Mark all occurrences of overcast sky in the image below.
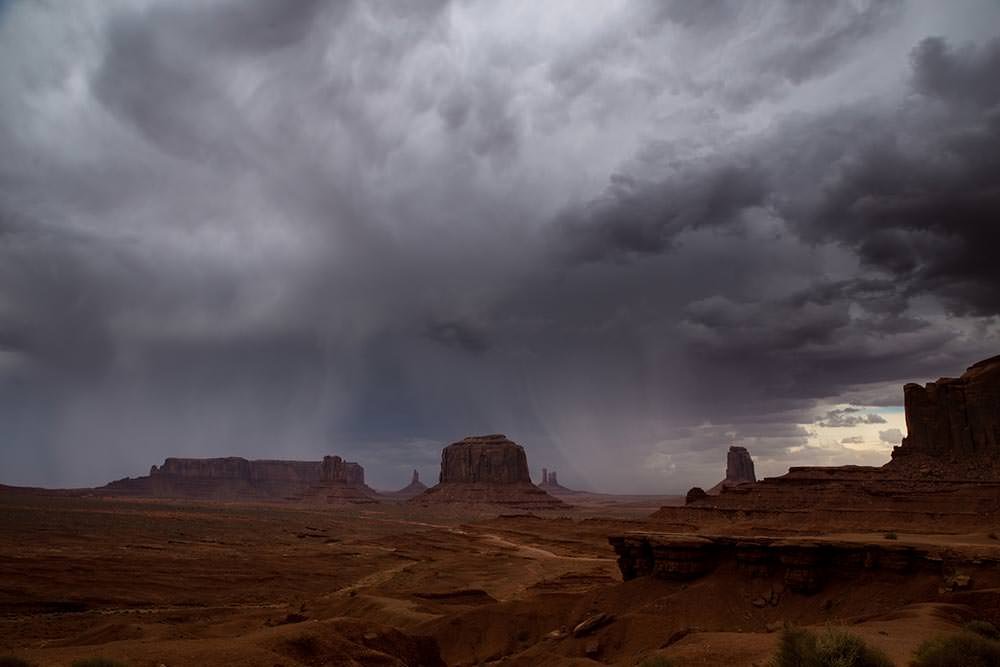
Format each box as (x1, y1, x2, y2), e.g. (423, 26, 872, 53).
(1, 0, 999, 493)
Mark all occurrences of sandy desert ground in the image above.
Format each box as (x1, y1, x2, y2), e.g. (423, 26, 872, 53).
(2, 489, 999, 667)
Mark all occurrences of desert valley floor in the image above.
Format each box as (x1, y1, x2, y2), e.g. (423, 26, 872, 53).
(2, 489, 1000, 667)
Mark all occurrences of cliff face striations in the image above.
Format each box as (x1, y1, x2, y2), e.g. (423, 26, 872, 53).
(725, 446, 757, 484)
(438, 435, 532, 484)
(102, 455, 376, 503)
(413, 435, 564, 508)
(893, 354, 1000, 466)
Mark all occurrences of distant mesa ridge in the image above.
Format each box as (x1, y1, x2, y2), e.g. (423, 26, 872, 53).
(102, 454, 377, 503)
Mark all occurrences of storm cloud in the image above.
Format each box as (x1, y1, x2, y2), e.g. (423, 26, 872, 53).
(1, 1, 998, 492)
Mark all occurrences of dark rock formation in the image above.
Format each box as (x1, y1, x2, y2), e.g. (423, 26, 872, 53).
(322, 456, 366, 486)
(413, 435, 565, 508)
(704, 446, 757, 495)
(439, 434, 531, 484)
(538, 468, 579, 494)
(653, 355, 1000, 528)
(685, 487, 708, 504)
(892, 354, 1000, 466)
(609, 533, 982, 595)
(102, 455, 376, 503)
(726, 446, 756, 484)
(388, 470, 429, 498)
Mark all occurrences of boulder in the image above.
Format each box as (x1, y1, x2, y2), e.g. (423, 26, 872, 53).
(686, 487, 709, 504)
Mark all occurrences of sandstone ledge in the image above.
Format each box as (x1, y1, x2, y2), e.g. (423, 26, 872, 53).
(609, 532, 998, 594)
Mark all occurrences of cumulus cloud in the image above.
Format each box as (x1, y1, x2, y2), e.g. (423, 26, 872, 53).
(879, 428, 904, 444)
(816, 408, 888, 428)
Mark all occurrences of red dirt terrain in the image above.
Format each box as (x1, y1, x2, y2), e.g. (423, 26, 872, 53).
(2, 357, 999, 665)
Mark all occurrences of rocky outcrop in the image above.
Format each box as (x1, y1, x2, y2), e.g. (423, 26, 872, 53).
(102, 455, 376, 503)
(892, 354, 1000, 468)
(538, 468, 579, 494)
(388, 470, 429, 498)
(413, 435, 565, 508)
(726, 446, 757, 484)
(706, 446, 757, 495)
(609, 532, 986, 594)
(322, 456, 366, 486)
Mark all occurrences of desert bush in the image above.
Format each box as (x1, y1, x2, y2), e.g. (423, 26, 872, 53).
(988, 532, 998, 540)
(912, 632, 1000, 666)
(965, 620, 1000, 641)
(70, 659, 127, 667)
(770, 627, 892, 667)
(883, 532, 898, 540)
(0, 657, 35, 667)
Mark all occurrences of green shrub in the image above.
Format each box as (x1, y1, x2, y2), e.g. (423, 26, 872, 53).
(965, 620, 1000, 641)
(912, 632, 1000, 666)
(70, 660, 127, 667)
(770, 627, 892, 667)
(0, 657, 35, 667)
(884, 532, 898, 540)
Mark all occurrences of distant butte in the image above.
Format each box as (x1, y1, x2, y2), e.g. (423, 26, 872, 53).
(387, 469, 429, 498)
(538, 468, 579, 494)
(412, 434, 565, 508)
(705, 446, 757, 495)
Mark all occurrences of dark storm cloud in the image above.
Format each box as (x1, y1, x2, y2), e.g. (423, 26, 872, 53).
(0, 1, 998, 492)
(816, 408, 887, 428)
(554, 162, 768, 261)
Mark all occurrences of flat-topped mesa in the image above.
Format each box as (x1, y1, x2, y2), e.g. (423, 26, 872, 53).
(439, 434, 532, 484)
(413, 435, 565, 508)
(892, 354, 1000, 467)
(103, 454, 376, 502)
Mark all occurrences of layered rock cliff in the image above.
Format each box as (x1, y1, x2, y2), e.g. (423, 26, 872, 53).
(892, 354, 1000, 466)
(103, 455, 375, 502)
(439, 434, 532, 484)
(725, 446, 757, 484)
(413, 435, 564, 507)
